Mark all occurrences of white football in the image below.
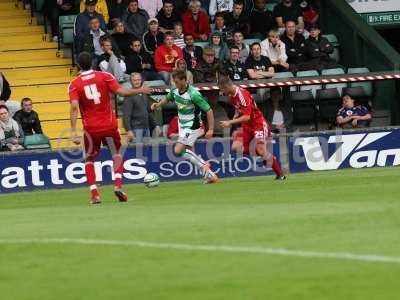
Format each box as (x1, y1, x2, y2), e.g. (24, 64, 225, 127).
(143, 172, 160, 188)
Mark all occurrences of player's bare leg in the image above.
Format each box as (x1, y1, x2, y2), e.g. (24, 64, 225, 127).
(85, 160, 101, 204)
(255, 143, 286, 180)
(174, 143, 219, 183)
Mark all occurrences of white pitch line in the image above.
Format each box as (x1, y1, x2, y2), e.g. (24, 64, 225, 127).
(0, 238, 400, 265)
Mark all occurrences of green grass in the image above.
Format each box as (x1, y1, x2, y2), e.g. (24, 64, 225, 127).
(1, 167, 400, 300)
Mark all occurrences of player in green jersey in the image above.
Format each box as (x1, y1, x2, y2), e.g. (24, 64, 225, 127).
(151, 70, 219, 183)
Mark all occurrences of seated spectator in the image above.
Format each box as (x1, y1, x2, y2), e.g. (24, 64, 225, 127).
(79, 0, 109, 23)
(266, 88, 292, 133)
(209, 0, 233, 20)
(305, 24, 341, 71)
(245, 42, 274, 80)
(208, 32, 229, 62)
(225, 0, 250, 37)
(97, 36, 127, 82)
(108, 0, 126, 26)
(13, 98, 43, 136)
(182, 0, 211, 41)
(123, 73, 155, 143)
(142, 18, 165, 55)
(273, 0, 304, 34)
(211, 12, 233, 43)
(223, 46, 247, 81)
(183, 33, 203, 70)
(171, 58, 194, 87)
(122, 0, 150, 39)
(156, 0, 181, 33)
(173, 21, 186, 49)
(194, 47, 220, 83)
(231, 30, 249, 63)
(0, 105, 24, 152)
(78, 17, 109, 59)
(111, 20, 136, 57)
(44, 0, 79, 42)
(0, 72, 11, 102)
(249, 0, 274, 40)
(260, 29, 289, 72)
(336, 94, 372, 129)
(154, 33, 184, 83)
(300, 0, 320, 28)
(74, 0, 107, 47)
(139, 0, 163, 18)
(125, 38, 162, 81)
(280, 20, 308, 72)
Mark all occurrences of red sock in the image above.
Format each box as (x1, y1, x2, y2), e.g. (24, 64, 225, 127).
(85, 162, 98, 197)
(271, 156, 284, 177)
(113, 154, 123, 190)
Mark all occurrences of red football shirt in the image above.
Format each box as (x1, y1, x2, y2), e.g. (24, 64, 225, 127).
(68, 70, 121, 133)
(230, 87, 266, 129)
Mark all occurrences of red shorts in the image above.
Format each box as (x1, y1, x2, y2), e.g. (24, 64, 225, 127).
(232, 122, 271, 155)
(84, 128, 122, 160)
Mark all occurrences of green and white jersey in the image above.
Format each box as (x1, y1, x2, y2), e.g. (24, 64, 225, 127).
(166, 85, 211, 129)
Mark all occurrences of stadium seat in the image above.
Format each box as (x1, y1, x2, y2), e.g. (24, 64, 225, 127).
(273, 71, 296, 92)
(321, 68, 347, 95)
(290, 90, 317, 128)
(194, 41, 208, 49)
(316, 88, 341, 123)
(243, 39, 261, 47)
(322, 34, 340, 62)
(266, 3, 277, 11)
(296, 70, 322, 98)
(58, 15, 77, 64)
(23, 134, 51, 150)
(347, 67, 373, 96)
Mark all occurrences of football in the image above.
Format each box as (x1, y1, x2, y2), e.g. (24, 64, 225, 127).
(143, 173, 160, 188)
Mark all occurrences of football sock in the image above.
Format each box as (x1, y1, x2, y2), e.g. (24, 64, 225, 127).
(85, 162, 96, 187)
(264, 155, 284, 177)
(113, 154, 123, 191)
(181, 149, 206, 173)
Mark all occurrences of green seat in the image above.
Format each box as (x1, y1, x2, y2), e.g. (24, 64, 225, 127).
(321, 68, 346, 95)
(322, 34, 340, 62)
(59, 15, 77, 46)
(347, 67, 373, 96)
(296, 70, 322, 98)
(23, 134, 51, 150)
(266, 3, 277, 11)
(243, 39, 261, 47)
(273, 72, 296, 92)
(34, 0, 45, 11)
(194, 42, 209, 49)
(143, 80, 166, 87)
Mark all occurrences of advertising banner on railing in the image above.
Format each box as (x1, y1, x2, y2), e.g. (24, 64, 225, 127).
(288, 128, 400, 173)
(0, 139, 279, 193)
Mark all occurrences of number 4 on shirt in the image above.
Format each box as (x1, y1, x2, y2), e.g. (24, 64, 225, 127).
(84, 84, 101, 104)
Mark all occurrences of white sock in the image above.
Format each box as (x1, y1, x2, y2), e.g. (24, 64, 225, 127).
(182, 149, 206, 172)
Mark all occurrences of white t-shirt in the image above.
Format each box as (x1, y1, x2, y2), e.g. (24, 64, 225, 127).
(272, 110, 284, 126)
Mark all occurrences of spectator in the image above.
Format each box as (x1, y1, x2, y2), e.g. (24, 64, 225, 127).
(139, 0, 163, 18)
(108, 0, 126, 25)
(156, 0, 181, 33)
(280, 20, 308, 72)
(79, 17, 109, 59)
(44, 0, 79, 42)
(173, 21, 186, 49)
(122, 0, 150, 39)
(79, 0, 109, 23)
(123, 73, 155, 143)
(182, 0, 211, 41)
(111, 20, 136, 57)
(223, 45, 247, 81)
(166, 115, 180, 139)
(183, 33, 203, 70)
(266, 88, 292, 133)
(249, 0, 274, 40)
(305, 24, 341, 71)
(0, 105, 24, 152)
(225, 0, 250, 37)
(194, 47, 220, 83)
(142, 18, 165, 55)
(171, 0, 189, 16)
(209, 0, 233, 20)
(260, 29, 289, 72)
(74, 0, 107, 46)
(0, 72, 11, 102)
(208, 32, 229, 62)
(171, 58, 194, 87)
(154, 32, 184, 83)
(273, 0, 304, 34)
(245, 42, 274, 79)
(300, 0, 320, 28)
(97, 36, 127, 82)
(231, 30, 249, 63)
(13, 98, 43, 136)
(125, 38, 162, 81)
(336, 94, 371, 129)
(211, 12, 233, 43)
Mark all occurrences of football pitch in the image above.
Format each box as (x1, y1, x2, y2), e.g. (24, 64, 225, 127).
(0, 167, 399, 300)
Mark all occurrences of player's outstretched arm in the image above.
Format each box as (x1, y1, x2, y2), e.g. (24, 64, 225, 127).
(115, 86, 153, 97)
(70, 101, 81, 145)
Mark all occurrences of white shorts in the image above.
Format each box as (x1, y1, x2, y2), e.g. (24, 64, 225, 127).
(178, 127, 204, 147)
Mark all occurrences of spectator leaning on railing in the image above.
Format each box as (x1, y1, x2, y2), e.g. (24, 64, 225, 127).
(0, 105, 24, 152)
(13, 98, 43, 136)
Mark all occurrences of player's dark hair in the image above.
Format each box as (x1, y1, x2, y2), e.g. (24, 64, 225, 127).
(0, 104, 9, 112)
(77, 52, 93, 71)
(218, 75, 232, 87)
(171, 70, 187, 81)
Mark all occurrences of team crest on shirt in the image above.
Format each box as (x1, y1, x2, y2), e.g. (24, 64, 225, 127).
(346, 110, 353, 116)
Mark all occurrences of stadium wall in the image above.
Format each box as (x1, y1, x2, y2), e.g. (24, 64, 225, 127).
(1, 127, 400, 193)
